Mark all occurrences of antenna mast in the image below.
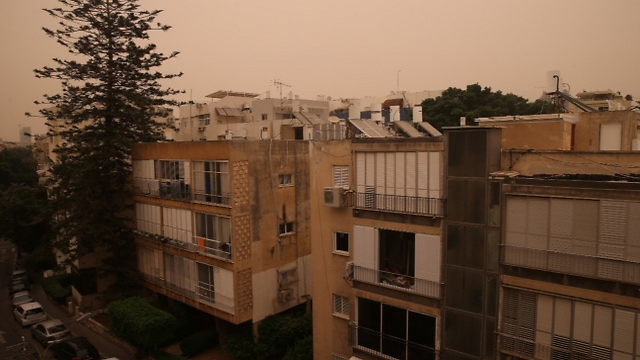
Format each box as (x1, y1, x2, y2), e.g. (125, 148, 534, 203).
(272, 79, 291, 107)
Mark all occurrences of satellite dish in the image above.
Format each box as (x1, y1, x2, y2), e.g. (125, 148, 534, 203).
(328, 116, 341, 123)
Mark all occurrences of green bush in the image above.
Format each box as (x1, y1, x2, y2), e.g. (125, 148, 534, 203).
(108, 297, 177, 352)
(223, 330, 256, 360)
(41, 275, 72, 304)
(179, 328, 218, 358)
(282, 335, 313, 360)
(256, 313, 312, 359)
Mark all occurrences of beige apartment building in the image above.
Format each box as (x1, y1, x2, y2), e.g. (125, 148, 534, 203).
(446, 110, 640, 360)
(311, 137, 445, 360)
(132, 140, 312, 327)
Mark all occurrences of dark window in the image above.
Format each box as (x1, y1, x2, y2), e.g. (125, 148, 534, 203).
(379, 229, 415, 280)
(334, 232, 349, 254)
(444, 311, 483, 357)
(446, 225, 485, 270)
(445, 267, 484, 314)
(447, 130, 487, 177)
(447, 179, 486, 224)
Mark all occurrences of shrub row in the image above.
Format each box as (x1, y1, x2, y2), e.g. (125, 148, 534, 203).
(179, 329, 218, 358)
(108, 297, 177, 352)
(41, 275, 72, 304)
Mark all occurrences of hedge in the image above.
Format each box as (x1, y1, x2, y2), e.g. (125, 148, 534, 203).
(179, 328, 218, 358)
(41, 275, 72, 304)
(108, 297, 177, 352)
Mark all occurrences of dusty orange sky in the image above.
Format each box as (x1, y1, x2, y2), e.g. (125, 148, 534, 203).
(1, 0, 639, 142)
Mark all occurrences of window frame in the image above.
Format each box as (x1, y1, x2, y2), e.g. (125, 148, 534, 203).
(278, 173, 294, 187)
(333, 231, 350, 255)
(279, 221, 295, 236)
(333, 293, 350, 319)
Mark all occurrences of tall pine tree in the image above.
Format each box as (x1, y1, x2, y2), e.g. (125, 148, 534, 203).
(35, 0, 181, 296)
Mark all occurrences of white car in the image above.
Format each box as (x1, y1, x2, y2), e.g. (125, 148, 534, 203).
(12, 290, 33, 308)
(31, 319, 71, 347)
(13, 301, 47, 327)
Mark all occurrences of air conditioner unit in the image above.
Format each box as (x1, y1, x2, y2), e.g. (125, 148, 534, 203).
(344, 261, 354, 280)
(278, 288, 295, 303)
(323, 187, 345, 208)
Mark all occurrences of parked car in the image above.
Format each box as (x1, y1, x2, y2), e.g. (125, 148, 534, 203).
(14, 301, 47, 327)
(31, 319, 71, 347)
(52, 337, 100, 360)
(11, 290, 33, 308)
(12, 269, 28, 283)
(10, 280, 28, 295)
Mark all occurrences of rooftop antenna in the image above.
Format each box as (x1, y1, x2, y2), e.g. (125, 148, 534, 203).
(271, 79, 291, 107)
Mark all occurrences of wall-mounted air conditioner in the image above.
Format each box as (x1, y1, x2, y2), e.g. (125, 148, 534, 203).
(278, 288, 295, 303)
(323, 187, 345, 208)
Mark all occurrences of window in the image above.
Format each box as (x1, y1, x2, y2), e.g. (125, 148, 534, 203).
(279, 222, 295, 236)
(278, 174, 293, 186)
(195, 213, 232, 260)
(334, 232, 349, 255)
(198, 114, 210, 126)
(333, 294, 350, 317)
(332, 165, 349, 188)
(261, 113, 268, 120)
(356, 298, 436, 360)
(156, 160, 189, 200)
(197, 262, 214, 303)
(379, 229, 415, 287)
(193, 161, 230, 205)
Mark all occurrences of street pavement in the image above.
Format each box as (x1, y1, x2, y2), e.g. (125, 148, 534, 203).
(30, 282, 136, 360)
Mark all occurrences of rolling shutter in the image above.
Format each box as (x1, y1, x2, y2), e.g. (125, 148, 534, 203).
(505, 197, 527, 247)
(353, 225, 377, 270)
(414, 234, 440, 283)
(428, 152, 440, 198)
(356, 153, 365, 193)
(572, 301, 592, 342)
(592, 305, 612, 347)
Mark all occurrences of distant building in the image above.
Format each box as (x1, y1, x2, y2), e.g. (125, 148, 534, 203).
(19, 126, 32, 145)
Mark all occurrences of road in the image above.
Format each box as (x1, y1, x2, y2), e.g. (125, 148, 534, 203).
(0, 240, 134, 360)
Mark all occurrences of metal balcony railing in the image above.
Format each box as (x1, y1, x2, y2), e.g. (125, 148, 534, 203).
(502, 245, 640, 286)
(140, 273, 235, 314)
(352, 192, 445, 217)
(351, 264, 441, 299)
(349, 322, 439, 360)
(135, 230, 232, 262)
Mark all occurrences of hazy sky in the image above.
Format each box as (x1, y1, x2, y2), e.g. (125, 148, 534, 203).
(1, 0, 639, 142)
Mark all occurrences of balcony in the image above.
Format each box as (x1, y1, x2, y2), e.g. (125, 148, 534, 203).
(502, 245, 640, 285)
(135, 230, 232, 262)
(350, 264, 441, 299)
(140, 273, 234, 314)
(192, 190, 231, 206)
(349, 322, 439, 360)
(352, 192, 444, 217)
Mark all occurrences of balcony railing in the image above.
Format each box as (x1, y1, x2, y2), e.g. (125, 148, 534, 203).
(502, 245, 640, 285)
(140, 273, 234, 314)
(134, 178, 231, 207)
(135, 230, 232, 262)
(351, 264, 441, 299)
(353, 192, 444, 217)
(349, 322, 439, 360)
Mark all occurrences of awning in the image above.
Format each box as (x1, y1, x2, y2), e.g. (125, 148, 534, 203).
(348, 119, 388, 138)
(216, 107, 243, 117)
(394, 121, 423, 138)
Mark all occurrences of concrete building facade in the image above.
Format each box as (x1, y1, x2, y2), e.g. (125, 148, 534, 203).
(311, 137, 445, 360)
(132, 140, 312, 327)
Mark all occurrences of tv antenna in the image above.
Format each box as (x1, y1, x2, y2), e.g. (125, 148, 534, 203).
(271, 79, 291, 106)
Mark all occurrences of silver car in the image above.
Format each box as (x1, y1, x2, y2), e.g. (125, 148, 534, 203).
(30, 319, 71, 347)
(11, 291, 33, 308)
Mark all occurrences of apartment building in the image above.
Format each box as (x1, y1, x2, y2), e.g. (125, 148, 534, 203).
(171, 90, 342, 142)
(132, 140, 312, 328)
(454, 110, 640, 360)
(311, 136, 445, 360)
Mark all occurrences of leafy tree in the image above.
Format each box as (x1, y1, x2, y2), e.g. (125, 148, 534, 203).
(421, 84, 555, 131)
(34, 0, 181, 296)
(0, 147, 39, 190)
(0, 147, 51, 257)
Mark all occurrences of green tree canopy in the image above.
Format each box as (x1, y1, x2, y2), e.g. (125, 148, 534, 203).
(35, 0, 181, 295)
(421, 84, 555, 130)
(0, 147, 39, 190)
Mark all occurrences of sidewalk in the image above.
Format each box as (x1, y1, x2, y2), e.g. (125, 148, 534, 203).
(31, 283, 136, 360)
